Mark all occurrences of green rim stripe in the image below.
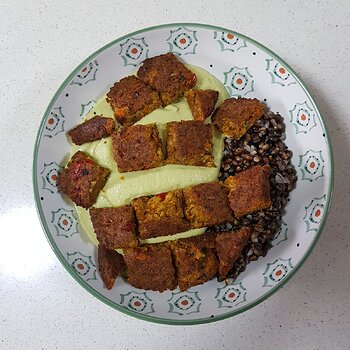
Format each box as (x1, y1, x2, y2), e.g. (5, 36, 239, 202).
(32, 22, 334, 326)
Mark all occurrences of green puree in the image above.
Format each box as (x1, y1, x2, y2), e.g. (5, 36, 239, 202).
(72, 65, 229, 246)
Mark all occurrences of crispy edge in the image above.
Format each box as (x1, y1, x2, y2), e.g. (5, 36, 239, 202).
(67, 116, 115, 145)
(57, 151, 110, 208)
(216, 227, 251, 279)
(183, 182, 233, 228)
(171, 233, 218, 291)
(123, 244, 177, 292)
(98, 245, 125, 290)
(111, 123, 164, 172)
(89, 206, 139, 249)
(212, 98, 265, 139)
(224, 165, 272, 218)
(165, 121, 215, 167)
(131, 190, 189, 239)
(185, 89, 219, 121)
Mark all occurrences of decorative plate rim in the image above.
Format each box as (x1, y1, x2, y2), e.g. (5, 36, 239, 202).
(32, 22, 334, 326)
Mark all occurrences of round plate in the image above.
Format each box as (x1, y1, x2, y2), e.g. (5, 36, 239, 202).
(33, 23, 333, 325)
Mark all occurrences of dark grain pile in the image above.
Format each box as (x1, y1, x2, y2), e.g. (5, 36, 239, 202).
(207, 111, 297, 282)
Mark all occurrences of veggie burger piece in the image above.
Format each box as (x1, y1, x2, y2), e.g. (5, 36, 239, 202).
(57, 151, 110, 209)
(67, 115, 115, 145)
(137, 52, 197, 106)
(106, 75, 161, 126)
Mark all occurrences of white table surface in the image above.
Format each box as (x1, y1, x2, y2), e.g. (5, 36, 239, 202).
(1, 1, 349, 349)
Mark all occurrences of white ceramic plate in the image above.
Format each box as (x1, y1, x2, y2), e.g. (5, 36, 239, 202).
(33, 23, 333, 325)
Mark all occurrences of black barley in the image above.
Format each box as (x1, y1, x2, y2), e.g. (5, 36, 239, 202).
(207, 111, 297, 282)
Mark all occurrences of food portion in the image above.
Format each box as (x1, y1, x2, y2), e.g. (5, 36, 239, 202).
(132, 190, 189, 239)
(183, 182, 233, 228)
(58, 151, 110, 208)
(71, 64, 227, 211)
(106, 75, 161, 126)
(112, 123, 164, 172)
(171, 233, 218, 291)
(67, 116, 116, 145)
(89, 206, 139, 249)
(112, 120, 217, 172)
(98, 245, 125, 290)
(166, 120, 215, 167)
(225, 165, 271, 218)
(123, 244, 177, 292)
(213, 111, 297, 281)
(85, 173, 268, 247)
(185, 89, 218, 122)
(212, 97, 265, 139)
(137, 52, 197, 106)
(59, 53, 297, 293)
(216, 227, 251, 279)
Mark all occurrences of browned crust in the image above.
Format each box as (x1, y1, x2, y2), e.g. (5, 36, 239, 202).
(185, 89, 219, 121)
(131, 190, 189, 239)
(166, 120, 215, 167)
(57, 151, 110, 208)
(106, 75, 161, 126)
(123, 244, 177, 292)
(98, 245, 125, 290)
(67, 116, 115, 145)
(183, 182, 233, 228)
(137, 52, 197, 106)
(171, 233, 218, 291)
(89, 206, 139, 249)
(224, 165, 272, 218)
(216, 227, 251, 279)
(112, 123, 164, 172)
(173, 232, 217, 250)
(212, 98, 265, 139)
